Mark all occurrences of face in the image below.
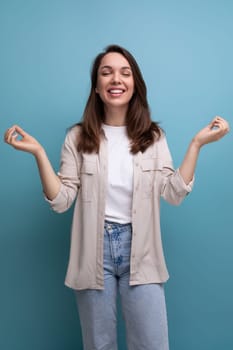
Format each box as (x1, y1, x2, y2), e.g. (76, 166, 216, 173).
(95, 52, 135, 113)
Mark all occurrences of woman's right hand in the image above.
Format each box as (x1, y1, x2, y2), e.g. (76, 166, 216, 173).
(4, 125, 61, 200)
(4, 125, 44, 156)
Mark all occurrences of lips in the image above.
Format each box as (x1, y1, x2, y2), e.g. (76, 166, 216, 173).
(107, 88, 125, 96)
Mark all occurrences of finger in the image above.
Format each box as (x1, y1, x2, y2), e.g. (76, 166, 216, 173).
(213, 116, 230, 130)
(215, 119, 230, 133)
(8, 125, 27, 138)
(14, 125, 27, 137)
(4, 126, 15, 141)
(5, 128, 20, 144)
(210, 119, 219, 130)
(4, 125, 26, 141)
(211, 117, 227, 131)
(220, 119, 230, 133)
(4, 128, 14, 143)
(210, 116, 224, 127)
(211, 121, 229, 140)
(215, 115, 226, 122)
(10, 134, 20, 147)
(7, 132, 25, 150)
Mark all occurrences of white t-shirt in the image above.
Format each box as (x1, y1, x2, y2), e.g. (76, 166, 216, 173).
(102, 123, 133, 224)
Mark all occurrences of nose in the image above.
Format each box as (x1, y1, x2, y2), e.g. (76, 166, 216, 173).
(111, 71, 121, 84)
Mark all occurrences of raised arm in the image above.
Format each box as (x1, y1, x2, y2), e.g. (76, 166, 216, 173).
(179, 116, 230, 184)
(4, 125, 61, 200)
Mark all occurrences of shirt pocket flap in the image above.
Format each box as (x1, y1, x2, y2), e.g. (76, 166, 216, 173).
(81, 161, 96, 174)
(141, 158, 163, 171)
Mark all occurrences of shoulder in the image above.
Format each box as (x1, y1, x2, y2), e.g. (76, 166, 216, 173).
(65, 124, 82, 147)
(151, 127, 166, 145)
(147, 130, 170, 157)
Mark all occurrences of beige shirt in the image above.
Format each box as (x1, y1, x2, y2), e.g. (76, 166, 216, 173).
(46, 126, 194, 290)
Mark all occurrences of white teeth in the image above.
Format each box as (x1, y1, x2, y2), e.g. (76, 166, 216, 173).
(109, 89, 124, 93)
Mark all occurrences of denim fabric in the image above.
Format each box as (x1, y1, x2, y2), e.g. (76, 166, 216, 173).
(47, 127, 194, 290)
(75, 221, 169, 350)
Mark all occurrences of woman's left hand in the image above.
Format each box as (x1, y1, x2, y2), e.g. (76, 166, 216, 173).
(193, 116, 230, 148)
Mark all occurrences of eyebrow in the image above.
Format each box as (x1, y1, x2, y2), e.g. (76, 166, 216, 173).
(100, 65, 131, 70)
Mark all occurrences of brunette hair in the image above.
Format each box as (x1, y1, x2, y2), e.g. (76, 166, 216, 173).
(77, 44, 161, 154)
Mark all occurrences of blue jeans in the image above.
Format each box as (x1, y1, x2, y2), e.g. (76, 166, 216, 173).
(75, 221, 169, 350)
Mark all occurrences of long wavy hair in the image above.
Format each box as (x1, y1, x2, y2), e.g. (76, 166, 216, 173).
(77, 44, 161, 154)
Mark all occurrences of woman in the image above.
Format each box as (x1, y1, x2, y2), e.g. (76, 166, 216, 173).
(4, 45, 229, 350)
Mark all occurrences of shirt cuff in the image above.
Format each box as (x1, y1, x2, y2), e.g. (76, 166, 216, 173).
(43, 185, 66, 211)
(175, 168, 195, 194)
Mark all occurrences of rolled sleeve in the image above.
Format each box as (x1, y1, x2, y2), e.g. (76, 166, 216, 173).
(44, 182, 77, 213)
(172, 168, 194, 195)
(44, 126, 81, 213)
(161, 169, 194, 205)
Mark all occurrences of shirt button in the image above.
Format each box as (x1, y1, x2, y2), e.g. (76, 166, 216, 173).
(135, 162, 139, 167)
(133, 209, 136, 214)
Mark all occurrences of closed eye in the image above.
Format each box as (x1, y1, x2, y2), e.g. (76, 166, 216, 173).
(121, 67, 132, 76)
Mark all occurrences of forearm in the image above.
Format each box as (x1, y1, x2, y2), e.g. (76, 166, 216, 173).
(179, 139, 201, 184)
(34, 148, 61, 200)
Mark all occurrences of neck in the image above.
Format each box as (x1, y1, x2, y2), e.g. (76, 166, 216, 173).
(104, 105, 127, 126)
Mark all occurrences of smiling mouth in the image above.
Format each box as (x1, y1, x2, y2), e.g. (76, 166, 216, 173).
(107, 89, 125, 96)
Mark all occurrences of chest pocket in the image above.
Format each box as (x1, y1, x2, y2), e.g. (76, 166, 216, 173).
(80, 161, 96, 202)
(141, 158, 163, 198)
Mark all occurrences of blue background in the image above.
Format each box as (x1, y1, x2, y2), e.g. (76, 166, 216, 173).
(1, 0, 232, 349)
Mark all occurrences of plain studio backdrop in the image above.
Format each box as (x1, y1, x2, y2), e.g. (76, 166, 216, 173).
(0, 0, 232, 349)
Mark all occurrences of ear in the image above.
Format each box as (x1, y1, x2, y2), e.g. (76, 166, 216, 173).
(95, 87, 99, 93)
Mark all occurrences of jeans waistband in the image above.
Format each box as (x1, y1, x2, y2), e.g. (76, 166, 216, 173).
(104, 220, 132, 229)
